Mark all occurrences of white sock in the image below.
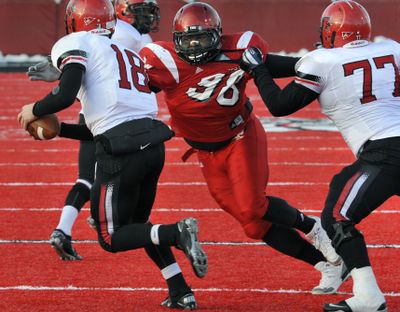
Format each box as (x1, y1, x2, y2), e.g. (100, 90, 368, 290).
(150, 224, 161, 245)
(346, 266, 385, 311)
(56, 205, 79, 236)
(351, 266, 382, 296)
(161, 263, 182, 280)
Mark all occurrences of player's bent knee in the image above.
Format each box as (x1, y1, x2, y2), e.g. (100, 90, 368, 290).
(243, 220, 272, 239)
(330, 221, 363, 251)
(65, 181, 91, 211)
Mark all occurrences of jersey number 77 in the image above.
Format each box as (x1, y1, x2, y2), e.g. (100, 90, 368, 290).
(343, 54, 400, 104)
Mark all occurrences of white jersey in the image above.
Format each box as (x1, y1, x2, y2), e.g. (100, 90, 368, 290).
(51, 31, 157, 136)
(295, 40, 400, 156)
(113, 19, 152, 53)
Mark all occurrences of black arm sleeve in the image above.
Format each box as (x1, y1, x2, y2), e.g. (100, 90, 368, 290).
(265, 54, 300, 78)
(252, 65, 319, 116)
(59, 122, 94, 141)
(32, 63, 85, 116)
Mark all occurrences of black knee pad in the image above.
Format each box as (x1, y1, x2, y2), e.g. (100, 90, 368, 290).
(64, 182, 91, 211)
(330, 221, 363, 251)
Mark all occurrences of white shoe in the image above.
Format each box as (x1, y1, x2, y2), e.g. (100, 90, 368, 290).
(306, 216, 341, 265)
(312, 261, 349, 295)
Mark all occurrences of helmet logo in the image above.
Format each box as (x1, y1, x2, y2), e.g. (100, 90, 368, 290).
(341, 31, 353, 40)
(84, 17, 96, 26)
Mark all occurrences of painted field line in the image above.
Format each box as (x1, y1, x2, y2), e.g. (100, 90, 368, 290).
(0, 285, 398, 297)
(0, 148, 180, 153)
(0, 161, 351, 167)
(0, 182, 328, 186)
(0, 147, 348, 153)
(0, 239, 398, 249)
(1, 208, 399, 214)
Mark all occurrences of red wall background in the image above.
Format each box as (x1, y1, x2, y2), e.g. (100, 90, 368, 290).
(1, 0, 399, 55)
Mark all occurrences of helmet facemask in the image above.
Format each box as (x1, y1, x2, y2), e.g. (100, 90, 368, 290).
(127, 2, 160, 33)
(174, 27, 221, 65)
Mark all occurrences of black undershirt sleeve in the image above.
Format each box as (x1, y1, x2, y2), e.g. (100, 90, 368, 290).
(58, 122, 94, 141)
(32, 63, 85, 116)
(252, 65, 319, 116)
(265, 54, 300, 78)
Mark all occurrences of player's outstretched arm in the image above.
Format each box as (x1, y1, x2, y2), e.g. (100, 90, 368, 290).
(241, 47, 318, 117)
(27, 57, 61, 82)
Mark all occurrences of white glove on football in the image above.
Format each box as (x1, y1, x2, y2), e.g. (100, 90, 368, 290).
(27, 59, 60, 82)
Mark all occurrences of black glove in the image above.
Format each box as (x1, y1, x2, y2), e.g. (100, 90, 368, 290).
(240, 47, 264, 75)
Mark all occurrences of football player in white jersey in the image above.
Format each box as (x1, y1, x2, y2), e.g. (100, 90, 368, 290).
(27, 0, 160, 262)
(18, 0, 206, 309)
(241, 1, 399, 311)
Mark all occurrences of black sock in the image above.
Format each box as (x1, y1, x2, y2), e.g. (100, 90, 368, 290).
(263, 196, 315, 234)
(158, 224, 179, 246)
(338, 236, 371, 271)
(297, 240, 326, 265)
(293, 212, 315, 234)
(263, 224, 325, 266)
(167, 274, 191, 297)
(144, 244, 189, 294)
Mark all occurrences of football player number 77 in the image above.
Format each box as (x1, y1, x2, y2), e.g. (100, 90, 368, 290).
(343, 54, 400, 104)
(111, 44, 152, 94)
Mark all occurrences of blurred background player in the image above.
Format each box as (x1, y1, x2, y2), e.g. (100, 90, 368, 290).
(140, 1, 347, 295)
(241, 0, 398, 311)
(20, 0, 205, 309)
(27, 0, 161, 261)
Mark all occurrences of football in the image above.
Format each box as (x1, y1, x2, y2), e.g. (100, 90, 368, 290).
(27, 114, 60, 140)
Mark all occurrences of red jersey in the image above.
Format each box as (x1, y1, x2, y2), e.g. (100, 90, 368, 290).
(140, 31, 268, 142)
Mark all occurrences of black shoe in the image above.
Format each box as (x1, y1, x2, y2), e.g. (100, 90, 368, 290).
(49, 229, 82, 260)
(176, 218, 208, 278)
(161, 291, 197, 310)
(324, 300, 387, 312)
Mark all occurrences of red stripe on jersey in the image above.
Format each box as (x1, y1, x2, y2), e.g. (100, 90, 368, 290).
(61, 56, 87, 66)
(295, 77, 320, 87)
(332, 171, 363, 221)
(99, 184, 112, 245)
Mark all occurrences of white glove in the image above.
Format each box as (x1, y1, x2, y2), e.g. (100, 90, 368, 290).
(27, 59, 60, 82)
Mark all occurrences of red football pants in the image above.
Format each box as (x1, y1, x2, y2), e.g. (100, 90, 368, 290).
(197, 115, 272, 239)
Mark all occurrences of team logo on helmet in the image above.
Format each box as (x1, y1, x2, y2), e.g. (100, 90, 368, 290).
(84, 17, 96, 26)
(341, 32, 353, 40)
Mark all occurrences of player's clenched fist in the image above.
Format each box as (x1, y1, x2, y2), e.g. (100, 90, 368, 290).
(240, 47, 264, 75)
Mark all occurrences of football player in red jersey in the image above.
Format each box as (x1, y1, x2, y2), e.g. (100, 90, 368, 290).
(241, 1, 396, 311)
(140, 1, 347, 294)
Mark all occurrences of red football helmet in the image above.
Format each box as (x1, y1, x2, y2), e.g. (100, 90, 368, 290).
(114, 0, 160, 34)
(320, 0, 371, 48)
(65, 0, 116, 35)
(173, 2, 222, 65)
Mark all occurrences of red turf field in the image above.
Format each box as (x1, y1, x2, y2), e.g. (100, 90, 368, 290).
(0, 73, 399, 311)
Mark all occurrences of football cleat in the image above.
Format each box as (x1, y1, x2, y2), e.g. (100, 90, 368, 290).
(312, 261, 350, 295)
(176, 218, 208, 278)
(306, 216, 341, 265)
(324, 300, 387, 312)
(50, 229, 82, 261)
(161, 291, 197, 310)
